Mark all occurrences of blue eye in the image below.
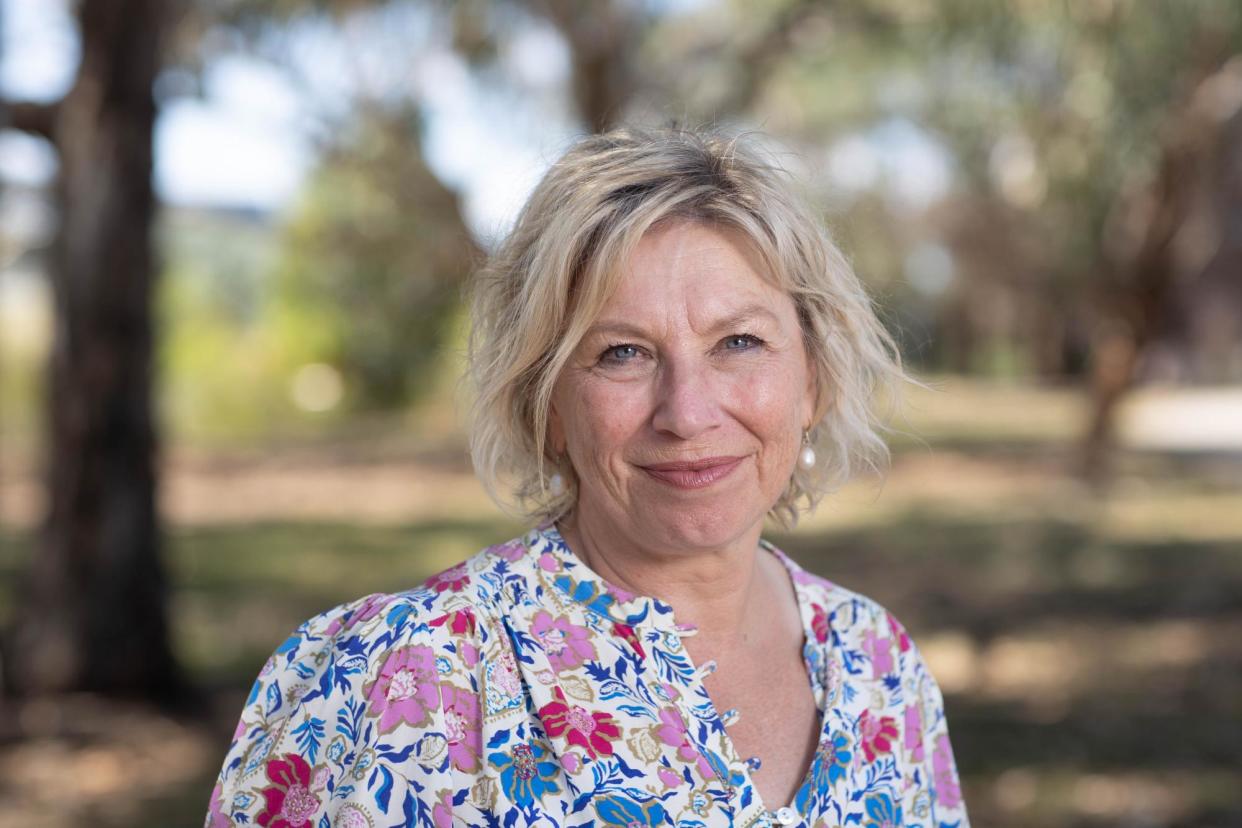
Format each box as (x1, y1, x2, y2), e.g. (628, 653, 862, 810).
(723, 334, 762, 351)
(601, 344, 640, 364)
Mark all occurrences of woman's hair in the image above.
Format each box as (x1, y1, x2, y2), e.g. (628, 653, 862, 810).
(468, 125, 910, 528)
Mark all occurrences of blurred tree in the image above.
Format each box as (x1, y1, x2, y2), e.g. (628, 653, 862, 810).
(2, 0, 183, 699)
(1085, 55, 1242, 479)
(510, 0, 642, 132)
(655, 0, 1242, 479)
(274, 105, 477, 409)
(190, 0, 650, 414)
(902, 2, 1242, 480)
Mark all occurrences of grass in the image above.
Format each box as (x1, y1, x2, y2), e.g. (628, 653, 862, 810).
(168, 518, 521, 685)
(1, 377, 1240, 827)
(3, 500, 1239, 827)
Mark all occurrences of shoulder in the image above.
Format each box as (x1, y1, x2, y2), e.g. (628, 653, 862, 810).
(213, 538, 535, 788)
(766, 540, 926, 677)
(252, 536, 536, 705)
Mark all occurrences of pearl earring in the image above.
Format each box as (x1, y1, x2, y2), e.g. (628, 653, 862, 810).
(798, 431, 816, 470)
(549, 472, 565, 496)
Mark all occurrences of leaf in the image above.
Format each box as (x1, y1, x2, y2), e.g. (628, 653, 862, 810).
(292, 715, 326, 763)
(375, 765, 394, 813)
(413, 734, 446, 766)
(560, 675, 595, 703)
(264, 681, 282, 717)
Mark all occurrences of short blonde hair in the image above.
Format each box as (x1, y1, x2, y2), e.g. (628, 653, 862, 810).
(468, 125, 909, 528)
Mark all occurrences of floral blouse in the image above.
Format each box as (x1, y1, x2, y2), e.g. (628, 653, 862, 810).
(207, 525, 968, 828)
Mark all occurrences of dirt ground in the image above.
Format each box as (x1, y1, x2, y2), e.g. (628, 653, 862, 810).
(1, 383, 1239, 827)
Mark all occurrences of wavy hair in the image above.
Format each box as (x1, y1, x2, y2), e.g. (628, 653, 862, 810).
(468, 125, 911, 528)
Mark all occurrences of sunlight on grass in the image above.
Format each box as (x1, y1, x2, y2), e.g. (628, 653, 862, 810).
(3, 380, 1240, 828)
(893, 376, 1088, 445)
(167, 519, 521, 682)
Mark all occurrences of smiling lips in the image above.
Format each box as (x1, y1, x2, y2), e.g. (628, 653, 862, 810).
(638, 456, 744, 490)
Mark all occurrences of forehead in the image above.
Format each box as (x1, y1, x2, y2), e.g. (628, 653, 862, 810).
(601, 220, 793, 324)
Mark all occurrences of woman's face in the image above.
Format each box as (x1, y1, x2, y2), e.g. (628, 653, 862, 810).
(550, 220, 816, 554)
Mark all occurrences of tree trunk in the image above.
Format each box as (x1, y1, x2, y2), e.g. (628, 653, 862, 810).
(1081, 56, 1242, 486)
(4, 0, 182, 700)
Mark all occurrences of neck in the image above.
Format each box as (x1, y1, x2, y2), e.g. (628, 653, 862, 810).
(557, 509, 773, 645)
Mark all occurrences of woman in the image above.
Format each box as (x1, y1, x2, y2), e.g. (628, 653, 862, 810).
(208, 127, 969, 828)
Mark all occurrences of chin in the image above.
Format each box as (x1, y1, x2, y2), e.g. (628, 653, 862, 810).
(636, 499, 764, 552)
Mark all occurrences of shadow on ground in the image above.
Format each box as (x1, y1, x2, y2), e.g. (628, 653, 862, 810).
(1, 510, 1239, 827)
(771, 515, 1242, 828)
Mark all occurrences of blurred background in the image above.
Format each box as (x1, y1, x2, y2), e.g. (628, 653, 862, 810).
(1, 0, 1240, 825)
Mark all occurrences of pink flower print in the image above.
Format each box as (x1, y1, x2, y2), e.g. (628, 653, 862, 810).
(490, 540, 526, 561)
(810, 602, 830, 644)
(863, 628, 894, 678)
(257, 753, 320, 828)
(324, 592, 393, 637)
(607, 583, 638, 603)
(933, 733, 963, 809)
(658, 767, 682, 788)
(485, 650, 524, 713)
(431, 788, 454, 828)
(426, 563, 470, 593)
(858, 710, 899, 764)
(793, 568, 835, 590)
(655, 707, 713, 780)
(903, 705, 924, 762)
(538, 687, 621, 760)
(887, 612, 911, 653)
(364, 645, 440, 732)
(207, 783, 229, 827)
(335, 805, 369, 828)
(613, 622, 646, 658)
(530, 611, 596, 672)
(428, 609, 477, 636)
(494, 651, 521, 695)
(440, 682, 483, 772)
(655, 707, 689, 753)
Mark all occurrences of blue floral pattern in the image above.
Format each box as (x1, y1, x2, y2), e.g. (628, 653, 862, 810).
(207, 525, 969, 827)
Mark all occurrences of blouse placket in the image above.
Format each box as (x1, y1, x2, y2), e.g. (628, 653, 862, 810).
(534, 526, 833, 828)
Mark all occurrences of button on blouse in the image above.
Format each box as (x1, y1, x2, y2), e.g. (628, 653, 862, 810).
(207, 524, 970, 827)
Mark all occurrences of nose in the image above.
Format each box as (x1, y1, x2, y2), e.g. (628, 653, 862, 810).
(650, 355, 721, 440)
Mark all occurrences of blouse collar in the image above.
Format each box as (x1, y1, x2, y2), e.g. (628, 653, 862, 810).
(525, 523, 682, 631)
(524, 522, 828, 644)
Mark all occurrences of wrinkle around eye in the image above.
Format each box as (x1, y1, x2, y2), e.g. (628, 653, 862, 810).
(595, 343, 651, 369)
(719, 333, 766, 352)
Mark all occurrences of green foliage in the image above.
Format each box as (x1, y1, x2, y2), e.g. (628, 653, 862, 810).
(675, 0, 1242, 376)
(157, 207, 345, 442)
(153, 107, 477, 441)
(272, 108, 477, 410)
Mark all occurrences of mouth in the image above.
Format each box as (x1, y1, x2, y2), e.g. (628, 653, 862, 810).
(637, 456, 745, 490)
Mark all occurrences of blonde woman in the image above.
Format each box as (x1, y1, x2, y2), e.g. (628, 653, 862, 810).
(208, 127, 969, 828)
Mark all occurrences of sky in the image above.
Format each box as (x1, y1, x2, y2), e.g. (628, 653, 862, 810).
(0, 0, 577, 238)
(0, 0, 312, 209)
(0, 0, 949, 240)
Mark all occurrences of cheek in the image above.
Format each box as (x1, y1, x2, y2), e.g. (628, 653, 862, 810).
(732, 363, 807, 438)
(564, 380, 651, 457)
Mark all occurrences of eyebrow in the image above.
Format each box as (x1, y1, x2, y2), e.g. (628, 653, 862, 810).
(585, 302, 782, 340)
